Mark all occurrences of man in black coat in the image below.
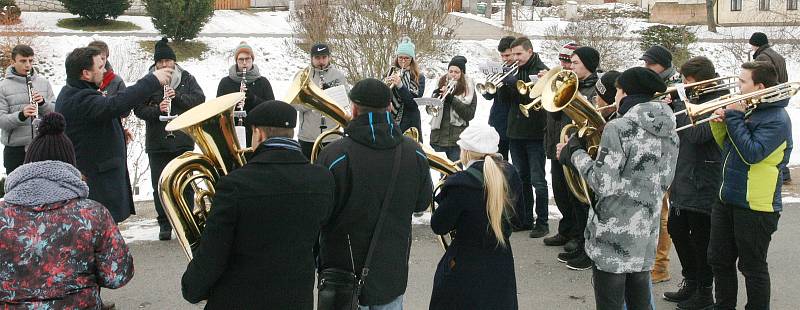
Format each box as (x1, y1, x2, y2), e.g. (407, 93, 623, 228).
(181, 100, 335, 309)
(506, 37, 549, 237)
(662, 56, 726, 309)
(316, 78, 433, 308)
(216, 41, 275, 147)
(134, 38, 205, 240)
(483, 36, 515, 161)
(55, 46, 172, 223)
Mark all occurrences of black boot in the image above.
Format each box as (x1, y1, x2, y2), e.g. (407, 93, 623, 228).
(158, 221, 173, 241)
(663, 279, 696, 302)
(677, 285, 714, 310)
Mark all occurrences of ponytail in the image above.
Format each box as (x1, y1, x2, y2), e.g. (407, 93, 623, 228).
(483, 155, 511, 246)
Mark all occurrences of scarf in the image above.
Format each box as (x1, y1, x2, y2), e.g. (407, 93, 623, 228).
(228, 64, 263, 83)
(149, 64, 183, 90)
(4, 160, 89, 206)
(99, 62, 117, 91)
(390, 68, 419, 124)
(617, 94, 653, 116)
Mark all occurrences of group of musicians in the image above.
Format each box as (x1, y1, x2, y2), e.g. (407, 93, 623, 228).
(0, 30, 793, 310)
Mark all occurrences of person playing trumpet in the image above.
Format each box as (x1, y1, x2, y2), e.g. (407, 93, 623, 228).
(133, 37, 205, 240)
(483, 36, 516, 160)
(429, 56, 476, 162)
(386, 37, 425, 138)
(707, 61, 791, 310)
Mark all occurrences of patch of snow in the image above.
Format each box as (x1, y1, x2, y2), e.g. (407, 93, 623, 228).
(119, 218, 162, 242)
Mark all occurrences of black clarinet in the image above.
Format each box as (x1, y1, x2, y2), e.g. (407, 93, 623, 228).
(25, 72, 37, 139)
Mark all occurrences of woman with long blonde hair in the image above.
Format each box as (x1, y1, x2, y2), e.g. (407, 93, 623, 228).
(429, 124, 523, 310)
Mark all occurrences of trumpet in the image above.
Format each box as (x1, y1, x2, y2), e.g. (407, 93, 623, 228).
(476, 63, 518, 95)
(158, 85, 178, 139)
(384, 66, 406, 89)
(675, 81, 799, 131)
(518, 66, 563, 117)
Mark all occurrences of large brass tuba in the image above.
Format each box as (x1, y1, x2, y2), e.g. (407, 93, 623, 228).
(285, 66, 352, 162)
(541, 70, 606, 205)
(158, 92, 248, 260)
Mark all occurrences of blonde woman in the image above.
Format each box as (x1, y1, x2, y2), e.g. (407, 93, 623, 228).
(429, 124, 522, 310)
(385, 37, 426, 137)
(429, 55, 476, 162)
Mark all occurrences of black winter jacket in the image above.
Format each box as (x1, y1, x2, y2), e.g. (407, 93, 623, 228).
(507, 54, 549, 140)
(483, 78, 517, 140)
(316, 111, 433, 306)
(182, 140, 335, 309)
(55, 75, 161, 222)
(134, 67, 205, 154)
(216, 75, 275, 147)
(668, 89, 727, 214)
(544, 73, 598, 159)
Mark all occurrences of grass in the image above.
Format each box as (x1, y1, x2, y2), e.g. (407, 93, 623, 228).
(57, 18, 141, 31)
(138, 40, 209, 62)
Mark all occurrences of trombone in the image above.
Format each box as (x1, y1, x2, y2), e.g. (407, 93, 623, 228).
(655, 75, 738, 102)
(675, 81, 799, 132)
(476, 62, 518, 95)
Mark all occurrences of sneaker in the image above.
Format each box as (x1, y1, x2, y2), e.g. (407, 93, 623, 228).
(566, 252, 593, 270)
(543, 233, 570, 246)
(676, 286, 714, 310)
(663, 279, 697, 303)
(563, 238, 579, 253)
(557, 249, 581, 263)
(528, 224, 549, 238)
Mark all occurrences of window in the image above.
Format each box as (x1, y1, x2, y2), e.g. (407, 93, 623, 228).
(731, 0, 742, 11)
(759, 0, 770, 11)
(789, 0, 798, 10)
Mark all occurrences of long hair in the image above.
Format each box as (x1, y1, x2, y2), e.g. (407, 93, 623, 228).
(460, 149, 511, 246)
(393, 56, 420, 84)
(437, 71, 467, 97)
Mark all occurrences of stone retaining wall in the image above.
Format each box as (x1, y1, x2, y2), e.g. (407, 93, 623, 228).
(16, 0, 148, 15)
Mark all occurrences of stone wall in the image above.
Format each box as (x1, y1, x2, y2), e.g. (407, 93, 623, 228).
(649, 2, 706, 25)
(16, 0, 148, 15)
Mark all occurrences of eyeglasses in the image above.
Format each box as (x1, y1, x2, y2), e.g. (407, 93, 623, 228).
(237, 57, 253, 62)
(397, 56, 412, 61)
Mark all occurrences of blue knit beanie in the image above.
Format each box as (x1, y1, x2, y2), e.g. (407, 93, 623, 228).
(395, 37, 416, 58)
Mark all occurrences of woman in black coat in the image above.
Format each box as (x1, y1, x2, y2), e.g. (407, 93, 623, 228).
(429, 124, 522, 310)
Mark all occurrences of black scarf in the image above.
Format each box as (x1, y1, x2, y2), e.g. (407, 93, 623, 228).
(617, 94, 652, 116)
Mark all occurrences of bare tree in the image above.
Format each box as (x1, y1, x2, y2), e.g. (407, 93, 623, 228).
(290, 0, 459, 84)
(125, 116, 149, 196)
(706, 0, 717, 33)
(504, 0, 513, 28)
(0, 23, 41, 77)
(543, 17, 634, 70)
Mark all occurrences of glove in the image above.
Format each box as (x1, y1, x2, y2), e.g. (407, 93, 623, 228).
(558, 133, 587, 169)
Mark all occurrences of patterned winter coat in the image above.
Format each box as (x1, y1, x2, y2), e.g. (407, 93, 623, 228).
(570, 99, 679, 274)
(0, 160, 133, 309)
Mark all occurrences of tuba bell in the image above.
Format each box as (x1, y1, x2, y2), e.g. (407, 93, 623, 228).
(158, 92, 248, 260)
(541, 70, 606, 205)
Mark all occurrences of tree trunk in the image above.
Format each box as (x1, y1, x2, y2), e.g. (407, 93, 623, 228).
(706, 0, 717, 33)
(504, 0, 513, 28)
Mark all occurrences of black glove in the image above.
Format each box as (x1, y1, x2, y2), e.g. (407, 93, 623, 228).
(558, 133, 587, 169)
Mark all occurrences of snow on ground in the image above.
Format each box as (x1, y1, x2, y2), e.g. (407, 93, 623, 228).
(119, 217, 163, 242)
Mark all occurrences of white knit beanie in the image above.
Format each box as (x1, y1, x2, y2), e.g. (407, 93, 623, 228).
(457, 124, 500, 154)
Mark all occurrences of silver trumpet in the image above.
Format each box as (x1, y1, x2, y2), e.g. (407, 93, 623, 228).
(159, 85, 178, 139)
(476, 62, 518, 95)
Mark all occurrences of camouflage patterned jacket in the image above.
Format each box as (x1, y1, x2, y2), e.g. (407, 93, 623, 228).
(570, 99, 679, 274)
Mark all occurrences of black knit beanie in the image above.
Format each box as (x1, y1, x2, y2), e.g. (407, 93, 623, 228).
(617, 67, 667, 96)
(640, 45, 673, 68)
(448, 55, 467, 73)
(349, 78, 392, 108)
(24, 112, 76, 166)
(595, 70, 621, 105)
(749, 32, 768, 47)
(154, 37, 176, 63)
(572, 46, 600, 73)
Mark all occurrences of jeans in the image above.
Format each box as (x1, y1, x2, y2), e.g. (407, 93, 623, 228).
(709, 203, 780, 310)
(432, 145, 460, 162)
(359, 295, 403, 310)
(593, 266, 654, 310)
(668, 206, 713, 286)
(509, 139, 548, 228)
(3, 145, 25, 174)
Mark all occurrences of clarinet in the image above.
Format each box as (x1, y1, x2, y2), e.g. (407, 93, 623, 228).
(318, 69, 327, 134)
(25, 72, 37, 139)
(159, 85, 177, 139)
(235, 67, 248, 126)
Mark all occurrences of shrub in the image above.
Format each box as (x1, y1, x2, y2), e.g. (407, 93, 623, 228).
(634, 25, 697, 67)
(144, 0, 214, 42)
(59, 0, 130, 22)
(0, 0, 21, 25)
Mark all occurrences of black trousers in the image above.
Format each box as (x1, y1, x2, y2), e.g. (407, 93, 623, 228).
(668, 206, 713, 286)
(149, 151, 193, 231)
(3, 145, 26, 174)
(498, 138, 510, 161)
(551, 160, 589, 242)
(592, 266, 653, 310)
(709, 203, 779, 310)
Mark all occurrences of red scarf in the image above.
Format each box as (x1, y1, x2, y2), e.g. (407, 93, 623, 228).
(99, 68, 117, 91)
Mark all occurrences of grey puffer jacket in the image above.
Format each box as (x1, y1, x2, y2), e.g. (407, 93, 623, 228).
(570, 99, 679, 274)
(295, 65, 349, 143)
(0, 67, 55, 146)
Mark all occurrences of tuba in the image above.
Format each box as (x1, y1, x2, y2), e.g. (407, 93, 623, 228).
(518, 66, 563, 116)
(541, 70, 606, 205)
(158, 92, 248, 260)
(285, 66, 352, 162)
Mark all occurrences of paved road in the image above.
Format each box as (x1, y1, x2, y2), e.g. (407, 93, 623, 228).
(103, 184, 800, 309)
